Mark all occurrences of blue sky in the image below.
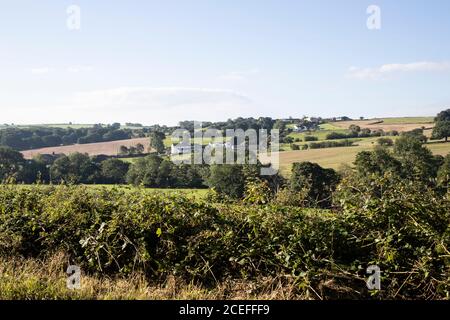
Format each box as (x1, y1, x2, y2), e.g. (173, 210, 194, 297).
(1, 0, 450, 125)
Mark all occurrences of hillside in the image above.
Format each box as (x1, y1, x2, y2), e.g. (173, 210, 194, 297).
(21, 137, 150, 159)
(331, 117, 434, 132)
(276, 139, 450, 174)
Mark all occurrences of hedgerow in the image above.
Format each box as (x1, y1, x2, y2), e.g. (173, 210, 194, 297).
(0, 182, 448, 299)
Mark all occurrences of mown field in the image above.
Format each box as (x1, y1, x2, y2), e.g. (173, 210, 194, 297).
(332, 117, 434, 132)
(277, 139, 450, 174)
(21, 137, 151, 159)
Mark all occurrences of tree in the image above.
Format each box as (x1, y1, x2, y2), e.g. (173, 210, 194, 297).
(170, 164, 206, 188)
(437, 154, 450, 188)
(359, 128, 371, 137)
(273, 119, 286, 132)
(50, 152, 100, 184)
(100, 159, 129, 184)
(135, 143, 145, 154)
(435, 108, 450, 122)
(290, 161, 340, 208)
(0, 147, 26, 181)
(432, 120, 450, 142)
(402, 129, 427, 143)
(376, 137, 394, 146)
(354, 147, 401, 176)
(126, 154, 173, 187)
(150, 131, 166, 154)
(393, 136, 438, 182)
(205, 165, 245, 199)
(433, 121, 450, 142)
(119, 145, 129, 155)
(349, 124, 361, 133)
(42, 135, 62, 147)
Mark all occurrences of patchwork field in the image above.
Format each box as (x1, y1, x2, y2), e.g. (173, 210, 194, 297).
(17, 117, 449, 177)
(21, 137, 151, 159)
(276, 140, 450, 174)
(332, 117, 434, 132)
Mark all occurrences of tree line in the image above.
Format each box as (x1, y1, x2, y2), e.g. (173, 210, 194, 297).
(0, 123, 134, 151)
(1, 134, 448, 206)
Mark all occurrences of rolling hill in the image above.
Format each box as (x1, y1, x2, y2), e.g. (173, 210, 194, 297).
(21, 137, 150, 159)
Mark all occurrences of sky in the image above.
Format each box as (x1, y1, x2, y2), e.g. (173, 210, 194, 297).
(1, 0, 450, 126)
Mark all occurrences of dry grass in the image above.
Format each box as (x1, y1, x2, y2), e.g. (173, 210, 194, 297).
(0, 253, 306, 300)
(332, 118, 434, 132)
(21, 138, 151, 159)
(276, 139, 450, 174)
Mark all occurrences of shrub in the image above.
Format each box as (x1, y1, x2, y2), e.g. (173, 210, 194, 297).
(377, 137, 394, 146)
(309, 140, 355, 149)
(304, 136, 318, 142)
(290, 162, 340, 208)
(326, 132, 350, 140)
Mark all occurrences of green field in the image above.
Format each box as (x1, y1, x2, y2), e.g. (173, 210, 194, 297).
(118, 157, 142, 164)
(278, 139, 450, 174)
(287, 128, 350, 143)
(164, 136, 232, 147)
(378, 117, 434, 124)
(318, 123, 344, 130)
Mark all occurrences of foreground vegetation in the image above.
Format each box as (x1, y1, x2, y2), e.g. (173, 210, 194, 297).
(0, 172, 448, 300)
(1, 111, 449, 300)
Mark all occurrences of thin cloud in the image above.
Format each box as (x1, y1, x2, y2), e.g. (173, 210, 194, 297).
(347, 61, 450, 80)
(62, 87, 253, 124)
(67, 65, 93, 73)
(31, 67, 50, 75)
(220, 68, 260, 81)
(71, 87, 251, 109)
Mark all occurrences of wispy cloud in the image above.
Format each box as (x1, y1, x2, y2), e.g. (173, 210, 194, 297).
(220, 68, 260, 81)
(31, 66, 93, 75)
(71, 87, 250, 109)
(62, 86, 252, 124)
(31, 67, 50, 75)
(347, 61, 450, 80)
(67, 65, 93, 73)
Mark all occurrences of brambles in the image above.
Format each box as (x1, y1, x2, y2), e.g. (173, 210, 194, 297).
(0, 182, 448, 299)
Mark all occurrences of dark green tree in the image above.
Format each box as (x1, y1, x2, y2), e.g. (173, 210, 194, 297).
(290, 161, 340, 208)
(393, 136, 438, 182)
(0, 147, 26, 182)
(50, 152, 100, 184)
(437, 154, 450, 188)
(432, 120, 450, 142)
(126, 154, 173, 187)
(205, 164, 245, 199)
(100, 159, 130, 184)
(150, 131, 166, 154)
(354, 147, 401, 176)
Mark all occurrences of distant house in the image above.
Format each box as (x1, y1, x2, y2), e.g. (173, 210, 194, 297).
(171, 142, 193, 154)
(292, 125, 308, 132)
(171, 141, 236, 155)
(334, 116, 352, 122)
(208, 141, 235, 150)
